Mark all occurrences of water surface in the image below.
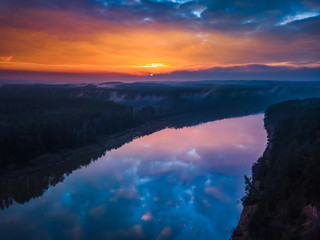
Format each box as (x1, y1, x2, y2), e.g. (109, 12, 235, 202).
(0, 114, 267, 240)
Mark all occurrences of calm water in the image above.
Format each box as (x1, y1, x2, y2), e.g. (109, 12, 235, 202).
(0, 114, 267, 240)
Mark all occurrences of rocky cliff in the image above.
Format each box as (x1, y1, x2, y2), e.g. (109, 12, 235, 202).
(233, 98, 320, 240)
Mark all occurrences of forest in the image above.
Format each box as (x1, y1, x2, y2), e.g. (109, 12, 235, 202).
(1, 81, 320, 166)
(233, 98, 320, 240)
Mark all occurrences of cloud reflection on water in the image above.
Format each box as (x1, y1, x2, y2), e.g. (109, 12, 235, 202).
(0, 114, 266, 240)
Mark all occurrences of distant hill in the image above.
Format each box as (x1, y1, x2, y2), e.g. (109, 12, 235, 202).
(233, 98, 320, 240)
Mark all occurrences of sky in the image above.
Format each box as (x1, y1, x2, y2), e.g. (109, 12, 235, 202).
(0, 0, 320, 82)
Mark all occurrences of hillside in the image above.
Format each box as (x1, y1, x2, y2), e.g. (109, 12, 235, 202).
(233, 98, 320, 240)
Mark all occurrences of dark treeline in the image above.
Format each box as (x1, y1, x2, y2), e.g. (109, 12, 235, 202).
(233, 98, 320, 240)
(0, 143, 107, 210)
(1, 81, 320, 166)
(0, 85, 155, 164)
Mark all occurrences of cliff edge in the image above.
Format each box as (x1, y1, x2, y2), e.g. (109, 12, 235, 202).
(233, 98, 320, 240)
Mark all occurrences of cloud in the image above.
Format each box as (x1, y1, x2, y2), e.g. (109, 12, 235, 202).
(0, 0, 319, 81)
(1, 64, 320, 83)
(278, 11, 320, 25)
(156, 226, 172, 240)
(205, 186, 231, 203)
(0, 56, 13, 62)
(2, 0, 320, 34)
(141, 211, 154, 221)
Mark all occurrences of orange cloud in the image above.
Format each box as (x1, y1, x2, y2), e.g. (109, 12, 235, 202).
(0, 56, 13, 62)
(0, 8, 319, 76)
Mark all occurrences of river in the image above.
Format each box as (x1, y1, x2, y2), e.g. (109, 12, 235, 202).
(0, 114, 267, 240)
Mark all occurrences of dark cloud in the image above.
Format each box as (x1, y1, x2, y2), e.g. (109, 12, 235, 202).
(153, 65, 320, 81)
(1, 65, 320, 82)
(1, 0, 319, 34)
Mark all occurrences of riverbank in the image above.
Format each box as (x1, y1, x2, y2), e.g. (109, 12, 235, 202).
(0, 101, 266, 181)
(0, 114, 180, 180)
(233, 98, 320, 240)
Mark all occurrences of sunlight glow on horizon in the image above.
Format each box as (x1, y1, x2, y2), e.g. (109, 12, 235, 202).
(0, 2, 319, 80)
